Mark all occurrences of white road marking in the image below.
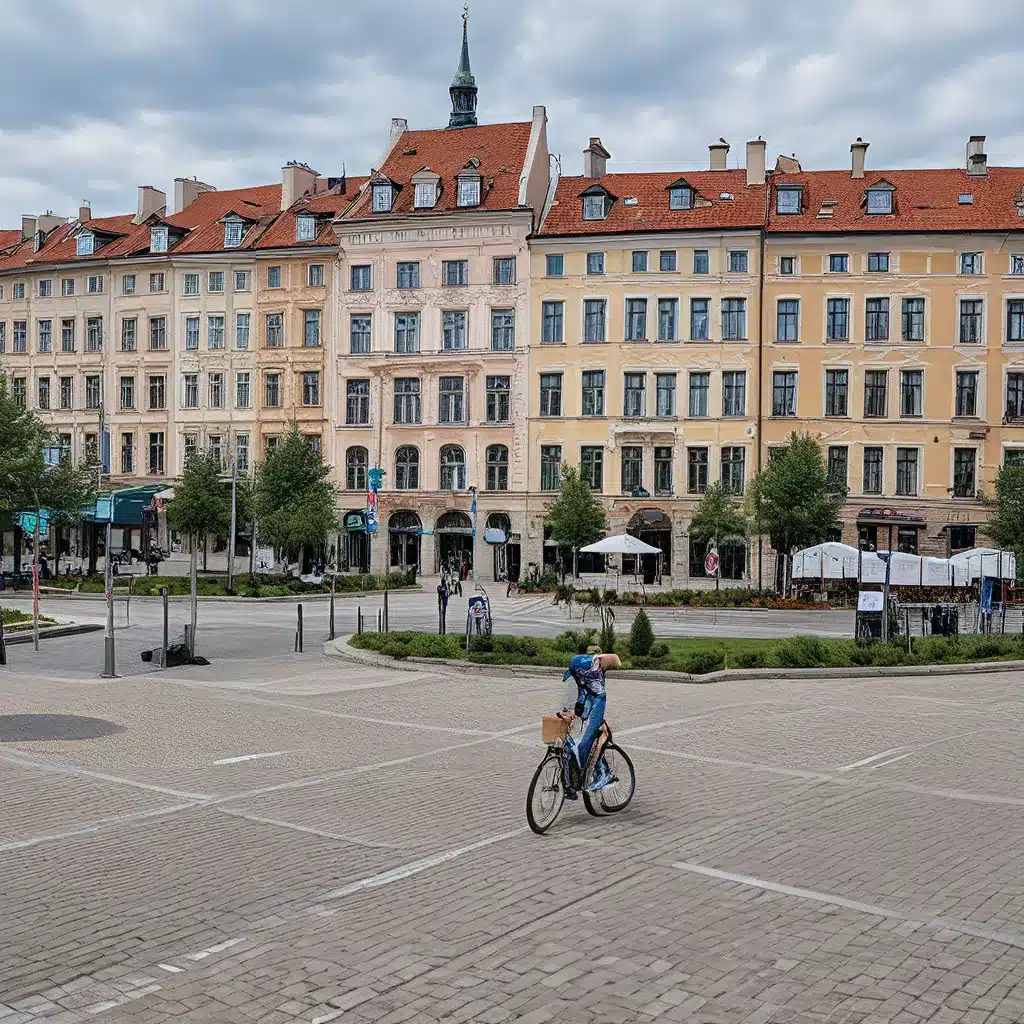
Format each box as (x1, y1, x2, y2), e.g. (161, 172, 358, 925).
(213, 750, 291, 766)
(217, 807, 404, 850)
(156, 964, 183, 973)
(672, 859, 1024, 949)
(836, 747, 908, 772)
(866, 751, 916, 770)
(837, 726, 994, 773)
(324, 827, 528, 900)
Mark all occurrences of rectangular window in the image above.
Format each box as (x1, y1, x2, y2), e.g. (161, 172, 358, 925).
(182, 374, 198, 409)
(442, 260, 468, 286)
(776, 299, 799, 342)
(581, 446, 604, 491)
(148, 432, 165, 475)
(120, 275, 133, 295)
(394, 312, 420, 353)
(669, 186, 692, 210)
(37, 377, 50, 410)
(207, 271, 224, 293)
(486, 375, 510, 423)
(493, 257, 516, 285)
(722, 298, 747, 340)
(659, 250, 677, 272)
(457, 177, 480, 207)
(1005, 372, 1024, 419)
(688, 372, 709, 417)
(265, 313, 283, 348)
(960, 252, 982, 275)
(583, 299, 607, 342)
(776, 187, 802, 214)
(413, 182, 435, 209)
(625, 299, 647, 341)
(690, 298, 709, 340)
(267, 265, 282, 288)
(864, 370, 888, 418)
(346, 379, 370, 425)
(623, 373, 646, 417)
(183, 273, 199, 296)
(0, 322, 5, 353)
(586, 252, 605, 275)
(687, 447, 709, 494)
(868, 252, 889, 272)
(779, 256, 795, 275)
(85, 375, 101, 410)
(955, 371, 978, 417)
(721, 447, 745, 494)
(632, 251, 648, 273)
(540, 446, 562, 491)
(656, 373, 676, 417)
(234, 312, 250, 349)
(57, 433, 71, 464)
(546, 254, 564, 277)
(149, 272, 164, 293)
(235, 434, 249, 474)
(120, 318, 136, 352)
(621, 446, 643, 493)
(657, 298, 678, 341)
(234, 270, 250, 292)
(120, 432, 134, 475)
(12, 377, 26, 409)
(235, 371, 251, 410)
(772, 371, 797, 416)
(307, 264, 324, 287)
(1007, 299, 1024, 342)
(1011, 254, 1024, 276)
(394, 378, 421, 424)
(208, 372, 224, 409)
(866, 297, 889, 341)
(86, 316, 103, 351)
(953, 448, 976, 497)
(302, 371, 321, 407)
(396, 262, 420, 289)
(902, 297, 925, 341)
(693, 250, 709, 274)
(825, 369, 849, 416)
(827, 446, 848, 488)
(119, 375, 134, 410)
(491, 309, 515, 350)
(581, 370, 605, 416)
(13, 321, 27, 352)
(826, 298, 850, 341)
(866, 189, 893, 215)
(729, 250, 748, 273)
(60, 318, 74, 352)
(654, 446, 673, 496)
(1006, 450, 1024, 468)
(149, 316, 167, 351)
(38, 320, 52, 353)
(540, 373, 563, 417)
(303, 309, 321, 346)
(828, 254, 849, 273)
(439, 376, 466, 423)
(863, 447, 883, 494)
(350, 265, 371, 291)
(61, 278, 75, 296)
(722, 371, 746, 416)
(149, 375, 165, 410)
(87, 275, 103, 294)
(60, 376, 73, 410)
(181, 316, 198, 351)
(900, 369, 923, 417)
(896, 448, 919, 496)
(350, 315, 371, 354)
(582, 195, 606, 220)
(959, 299, 983, 343)
(12, 282, 25, 299)
(541, 301, 564, 343)
(208, 315, 225, 349)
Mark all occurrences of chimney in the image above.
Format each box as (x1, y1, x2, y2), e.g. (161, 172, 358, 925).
(37, 212, 65, 235)
(20, 215, 37, 242)
(583, 137, 610, 178)
(281, 161, 318, 211)
(966, 135, 987, 177)
(133, 185, 166, 225)
(173, 177, 216, 213)
(709, 138, 730, 171)
(746, 137, 766, 186)
(850, 137, 869, 179)
(78, 203, 91, 223)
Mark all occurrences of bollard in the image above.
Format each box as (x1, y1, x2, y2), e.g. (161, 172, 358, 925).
(0, 615, 6, 666)
(357, 605, 362, 635)
(383, 590, 389, 633)
(329, 581, 336, 641)
(377, 608, 382, 632)
(298, 603, 304, 653)
(161, 588, 169, 669)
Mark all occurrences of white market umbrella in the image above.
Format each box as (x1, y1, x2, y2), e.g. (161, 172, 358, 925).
(580, 534, 662, 555)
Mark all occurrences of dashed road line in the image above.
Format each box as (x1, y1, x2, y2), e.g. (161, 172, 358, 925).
(213, 750, 291, 766)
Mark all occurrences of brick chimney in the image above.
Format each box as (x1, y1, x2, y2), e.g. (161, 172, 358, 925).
(173, 177, 216, 214)
(746, 138, 766, 186)
(133, 185, 167, 225)
(966, 135, 987, 177)
(850, 138, 869, 179)
(709, 138, 729, 171)
(20, 216, 36, 242)
(281, 161, 318, 211)
(583, 138, 610, 178)
(78, 203, 91, 223)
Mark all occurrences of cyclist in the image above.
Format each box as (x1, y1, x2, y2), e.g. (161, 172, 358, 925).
(563, 645, 621, 794)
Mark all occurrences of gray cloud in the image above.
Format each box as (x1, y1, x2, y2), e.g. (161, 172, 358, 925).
(0, 0, 1021, 224)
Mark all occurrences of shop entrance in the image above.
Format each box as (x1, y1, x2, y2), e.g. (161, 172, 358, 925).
(627, 509, 671, 583)
(485, 513, 518, 582)
(388, 510, 422, 572)
(436, 511, 474, 575)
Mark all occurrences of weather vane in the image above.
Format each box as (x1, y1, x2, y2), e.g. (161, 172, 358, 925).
(463, 4, 469, 24)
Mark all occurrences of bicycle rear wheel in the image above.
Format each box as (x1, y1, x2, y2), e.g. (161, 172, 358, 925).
(588, 743, 635, 813)
(526, 753, 565, 835)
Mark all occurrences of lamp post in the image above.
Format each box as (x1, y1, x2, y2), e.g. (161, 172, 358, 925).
(470, 486, 478, 584)
(227, 456, 238, 593)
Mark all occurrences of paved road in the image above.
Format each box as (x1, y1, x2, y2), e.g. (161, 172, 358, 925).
(0, 627, 1021, 1022)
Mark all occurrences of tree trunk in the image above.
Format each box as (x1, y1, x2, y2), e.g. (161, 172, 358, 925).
(202, 534, 208, 573)
(572, 547, 578, 580)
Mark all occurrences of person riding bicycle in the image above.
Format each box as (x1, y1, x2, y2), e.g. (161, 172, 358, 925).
(563, 645, 621, 793)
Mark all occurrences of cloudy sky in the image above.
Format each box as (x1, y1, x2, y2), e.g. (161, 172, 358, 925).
(1, 0, 1021, 224)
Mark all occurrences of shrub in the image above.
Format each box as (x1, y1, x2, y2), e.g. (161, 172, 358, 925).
(682, 650, 725, 675)
(629, 608, 655, 657)
(378, 639, 410, 659)
(599, 622, 616, 654)
(553, 628, 598, 654)
(731, 649, 766, 669)
(649, 642, 670, 660)
(773, 635, 828, 669)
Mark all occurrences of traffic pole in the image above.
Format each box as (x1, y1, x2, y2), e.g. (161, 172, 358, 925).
(32, 509, 41, 652)
(102, 516, 116, 677)
(227, 457, 238, 593)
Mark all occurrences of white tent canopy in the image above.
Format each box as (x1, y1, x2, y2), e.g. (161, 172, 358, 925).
(792, 542, 1015, 585)
(949, 547, 1016, 582)
(580, 534, 662, 555)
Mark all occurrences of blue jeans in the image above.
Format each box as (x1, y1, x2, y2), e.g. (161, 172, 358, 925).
(575, 694, 606, 771)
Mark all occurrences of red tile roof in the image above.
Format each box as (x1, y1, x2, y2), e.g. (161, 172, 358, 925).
(767, 167, 1024, 233)
(164, 183, 281, 254)
(539, 170, 765, 236)
(342, 122, 533, 221)
(255, 177, 367, 249)
(0, 230, 21, 253)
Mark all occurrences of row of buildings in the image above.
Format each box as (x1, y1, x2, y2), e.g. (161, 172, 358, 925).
(2, 18, 1023, 583)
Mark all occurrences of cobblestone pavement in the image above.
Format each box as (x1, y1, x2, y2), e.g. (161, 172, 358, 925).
(0, 640, 1021, 1023)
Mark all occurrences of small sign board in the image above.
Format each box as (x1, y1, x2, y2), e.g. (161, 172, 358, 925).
(704, 548, 720, 576)
(94, 496, 114, 523)
(343, 511, 366, 532)
(857, 591, 884, 612)
(484, 527, 507, 545)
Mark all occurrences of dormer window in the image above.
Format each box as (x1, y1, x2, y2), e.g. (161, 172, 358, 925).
(582, 194, 608, 220)
(223, 217, 244, 248)
(76, 232, 94, 256)
(776, 186, 802, 215)
(296, 213, 316, 241)
(668, 187, 693, 211)
(865, 183, 894, 215)
(150, 226, 168, 253)
(457, 175, 481, 207)
(414, 182, 437, 208)
(372, 183, 394, 213)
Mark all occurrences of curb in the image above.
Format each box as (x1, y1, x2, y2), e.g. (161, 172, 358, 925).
(4, 622, 105, 645)
(0, 586, 422, 605)
(325, 635, 1024, 684)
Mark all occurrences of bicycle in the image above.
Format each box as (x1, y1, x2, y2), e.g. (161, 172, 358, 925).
(526, 710, 636, 835)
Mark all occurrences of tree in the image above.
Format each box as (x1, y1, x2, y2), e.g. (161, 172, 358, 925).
(629, 606, 655, 657)
(545, 465, 606, 578)
(166, 451, 232, 545)
(687, 483, 747, 590)
(981, 464, 1024, 571)
(747, 432, 845, 593)
(254, 426, 336, 567)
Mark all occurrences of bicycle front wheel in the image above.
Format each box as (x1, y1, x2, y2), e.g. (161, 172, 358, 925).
(526, 753, 565, 835)
(595, 743, 635, 813)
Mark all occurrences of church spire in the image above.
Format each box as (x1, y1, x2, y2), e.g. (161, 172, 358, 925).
(448, 5, 478, 129)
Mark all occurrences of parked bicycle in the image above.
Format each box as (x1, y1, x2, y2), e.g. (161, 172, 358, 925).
(526, 709, 635, 834)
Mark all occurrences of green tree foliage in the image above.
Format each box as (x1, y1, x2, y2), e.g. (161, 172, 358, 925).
(254, 426, 336, 560)
(688, 483, 748, 590)
(166, 451, 232, 542)
(545, 464, 606, 574)
(982, 464, 1024, 572)
(629, 606, 655, 657)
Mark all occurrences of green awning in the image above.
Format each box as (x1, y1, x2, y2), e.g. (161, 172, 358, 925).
(82, 485, 164, 526)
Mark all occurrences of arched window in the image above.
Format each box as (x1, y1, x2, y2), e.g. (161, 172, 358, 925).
(439, 444, 466, 491)
(346, 446, 367, 490)
(394, 446, 419, 490)
(486, 444, 509, 491)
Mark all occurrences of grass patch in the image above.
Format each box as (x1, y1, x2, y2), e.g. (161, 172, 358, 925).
(1, 607, 56, 630)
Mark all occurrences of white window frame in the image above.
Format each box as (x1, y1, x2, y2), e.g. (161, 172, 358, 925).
(371, 184, 393, 213)
(295, 214, 316, 241)
(150, 226, 168, 252)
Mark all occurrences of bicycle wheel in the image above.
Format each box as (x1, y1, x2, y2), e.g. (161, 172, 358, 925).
(592, 743, 635, 813)
(526, 753, 565, 835)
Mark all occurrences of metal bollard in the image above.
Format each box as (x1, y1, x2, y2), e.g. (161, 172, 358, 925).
(0, 615, 6, 666)
(161, 588, 169, 669)
(377, 608, 382, 632)
(297, 603, 304, 653)
(329, 592, 336, 641)
(357, 605, 362, 635)
(383, 590, 389, 633)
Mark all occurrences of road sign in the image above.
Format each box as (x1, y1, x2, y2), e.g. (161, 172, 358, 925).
(704, 548, 720, 576)
(857, 591, 884, 612)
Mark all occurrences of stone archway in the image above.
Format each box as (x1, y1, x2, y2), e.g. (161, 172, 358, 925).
(627, 508, 671, 583)
(388, 510, 422, 571)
